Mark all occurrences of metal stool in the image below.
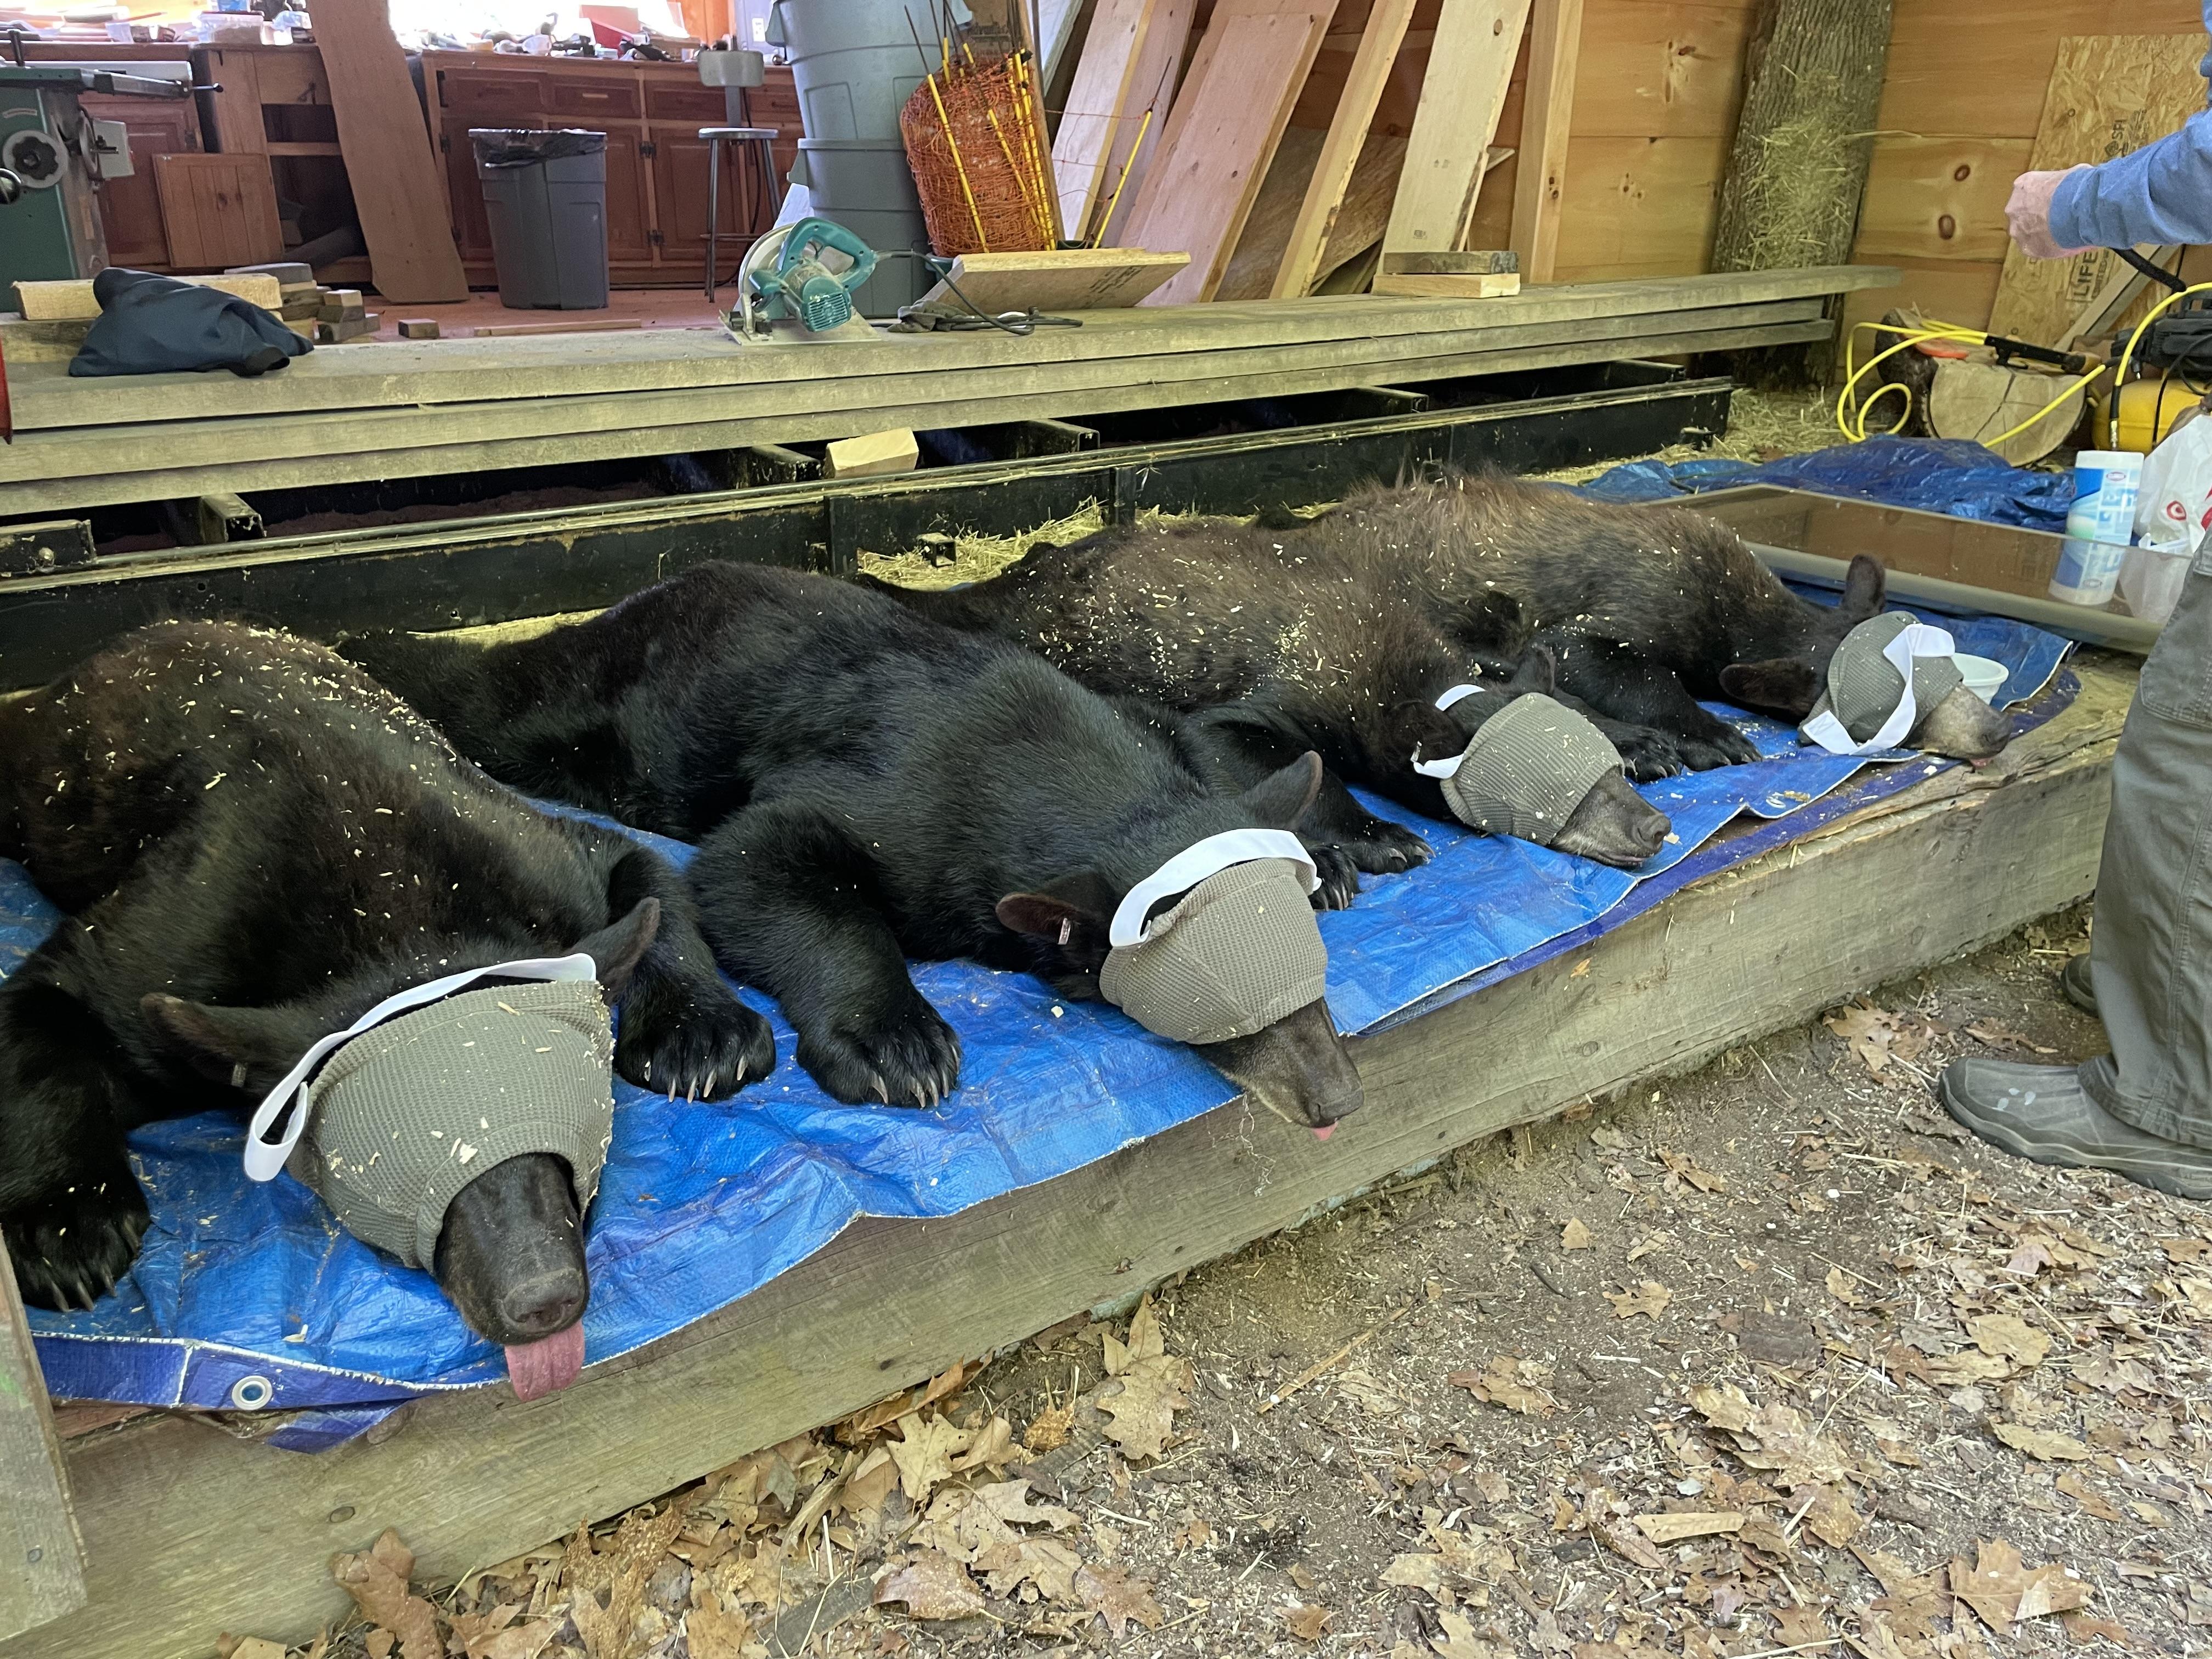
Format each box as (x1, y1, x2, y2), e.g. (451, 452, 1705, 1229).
(702, 126, 779, 303)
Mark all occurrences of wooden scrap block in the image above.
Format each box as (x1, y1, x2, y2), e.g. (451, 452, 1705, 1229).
(12, 273, 283, 321)
(397, 318, 441, 339)
(822, 428, 921, 479)
(318, 288, 366, 323)
(315, 315, 375, 343)
(1380, 249, 1519, 276)
(280, 294, 325, 320)
(1369, 270, 1522, 297)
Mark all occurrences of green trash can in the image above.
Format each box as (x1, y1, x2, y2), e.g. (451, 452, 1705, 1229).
(470, 128, 611, 311)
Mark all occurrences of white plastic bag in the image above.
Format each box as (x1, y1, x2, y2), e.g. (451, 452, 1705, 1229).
(2125, 414, 2212, 625)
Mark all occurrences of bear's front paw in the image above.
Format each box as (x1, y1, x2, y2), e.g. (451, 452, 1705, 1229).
(3, 1173, 149, 1312)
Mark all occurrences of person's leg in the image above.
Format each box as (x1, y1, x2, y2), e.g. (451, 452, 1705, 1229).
(1941, 551, 2212, 1199)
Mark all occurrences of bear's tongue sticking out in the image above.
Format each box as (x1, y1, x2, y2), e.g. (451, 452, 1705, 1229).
(506, 1322, 586, 1401)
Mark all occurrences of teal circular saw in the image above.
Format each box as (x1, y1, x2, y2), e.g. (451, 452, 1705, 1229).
(735, 216, 878, 337)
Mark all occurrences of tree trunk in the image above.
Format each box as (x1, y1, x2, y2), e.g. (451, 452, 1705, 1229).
(1711, 0, 1895, 386)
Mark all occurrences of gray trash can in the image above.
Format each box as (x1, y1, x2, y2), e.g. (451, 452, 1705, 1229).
(470, 128, 611, 311)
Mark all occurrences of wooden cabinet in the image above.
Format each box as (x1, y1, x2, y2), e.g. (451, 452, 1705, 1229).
(89, 99, 202, 268)
(426, 52, 789, 288)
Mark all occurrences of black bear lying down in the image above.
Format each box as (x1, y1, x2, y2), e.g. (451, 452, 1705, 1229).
(342, 561, 1365, 1133)
(867, 518, 1673, 872)
(880, 473, 2008, 802)
(0, 622, 770, 1395)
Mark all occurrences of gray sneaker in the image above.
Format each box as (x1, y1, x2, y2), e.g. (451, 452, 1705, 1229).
(1940, 1057, 2212, 1201)
(2061, 955, 2098, 1019)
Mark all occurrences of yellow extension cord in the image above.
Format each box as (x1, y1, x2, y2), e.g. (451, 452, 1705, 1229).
(1833, 319, 2104, 447)
(1835, 278, 2212, 453)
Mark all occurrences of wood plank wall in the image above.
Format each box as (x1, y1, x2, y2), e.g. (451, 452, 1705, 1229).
(1846, 0, 2209, 337)
(1306, 0, 1761, 284)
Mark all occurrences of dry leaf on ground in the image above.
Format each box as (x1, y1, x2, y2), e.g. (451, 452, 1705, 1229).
(1658, 1148, 1727, 1192)
(1074, 1562, 1164, 1637)
(1098, 1353, 1193, 1462)
(1284, 1604, 1333, 1641)
(330, 1531, 442, 1659)
(1606, 1279, 1672, 1320)
(1995, 1421, 2090, 1462)
(1968, 1312, 2051, 1368)
(2055, 1473, 2124, 1520)
(1560, 1218, 1594, 1249)
(682, 1594, 760, 1659)
(1447, 1356, 1558, 1417)
(1630, 1511, 1742, 1543)
(873, 1549, 986, 1622)
(1951, 1539, 2091, 1631)
(887, 1413, 971, 1502)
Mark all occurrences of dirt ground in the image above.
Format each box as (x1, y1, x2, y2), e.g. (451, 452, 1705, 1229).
(297, 901, 2212, 1659)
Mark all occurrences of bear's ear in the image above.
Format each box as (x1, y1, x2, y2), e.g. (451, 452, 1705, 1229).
(1840, 554, 1887, 623)
(1719, 658, 1822, 718)
(996, 875, 1114, 961)
(1238, 750, 1324, 830)
(1506, 644, 1557, 697)
(571, 897, 661, 999)
(140, 995, 313, 1091)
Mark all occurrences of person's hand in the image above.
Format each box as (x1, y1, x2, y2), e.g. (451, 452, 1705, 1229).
(2006, 167, 2093, 259)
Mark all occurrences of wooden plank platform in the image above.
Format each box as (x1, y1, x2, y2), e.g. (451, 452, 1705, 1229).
(0, 270, 1895, 515)
(2, 650, 2127, 1659)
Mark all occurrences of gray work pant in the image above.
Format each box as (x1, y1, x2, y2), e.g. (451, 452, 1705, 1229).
(2081, 543, 2212, 1147)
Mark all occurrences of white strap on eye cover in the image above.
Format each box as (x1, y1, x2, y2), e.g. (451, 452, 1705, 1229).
(1108, 829, 1319, 949)
(242, 953, 600, 1181)
(1799, 619, 1957, 758)
(1412, 682, 1483, 778)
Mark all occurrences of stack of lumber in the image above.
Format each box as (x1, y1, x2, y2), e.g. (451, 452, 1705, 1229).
(1048, 0, 1588, 303)
(0, 267, 1895, 516)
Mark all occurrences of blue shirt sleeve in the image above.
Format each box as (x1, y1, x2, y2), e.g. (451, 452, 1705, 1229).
(2047, 16, 2212, 249)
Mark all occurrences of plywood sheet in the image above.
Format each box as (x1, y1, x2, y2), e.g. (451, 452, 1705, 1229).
(1119, 0, 1336, 306)
(1052, 0, 1155, 239)
(1383, 0, 1532, 257)
(1093, 0, 1196, 244)
(313, 0, 467, 303)
(150, 154, 284, 270)
(1275, 0, 1417, 295)
(1215, 129, 1408, 300)
(1986, 33, 2210, 347)
(918, 247, 1191, 309)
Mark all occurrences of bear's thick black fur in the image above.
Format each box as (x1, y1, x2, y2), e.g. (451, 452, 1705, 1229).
(340, 562, 1364, 1131)
(0, 622, 771, 1337)
(875, 472, 1911, 786)
(862, 504, 1675, 869)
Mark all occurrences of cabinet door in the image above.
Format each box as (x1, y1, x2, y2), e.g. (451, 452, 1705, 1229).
(86, 99, 200, 269)
(601, 128, 655, 267)
(650, 125, 761, 267)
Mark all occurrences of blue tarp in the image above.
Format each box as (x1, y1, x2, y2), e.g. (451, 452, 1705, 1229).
(5, 604, 2073, 1435)
(1581, 436, 2078, 533)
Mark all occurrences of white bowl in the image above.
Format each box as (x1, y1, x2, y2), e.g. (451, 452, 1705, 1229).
(1954, 653, 2007, 704)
